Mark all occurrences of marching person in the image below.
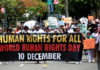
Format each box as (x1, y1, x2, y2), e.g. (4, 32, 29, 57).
(15, 26, 20, 34)
(33, 25, 46, 64)
(76, 26, 85, 64)
(95, 31, 100, 61)
(92, 28, 98, 61)
(86, 31, 94, 62)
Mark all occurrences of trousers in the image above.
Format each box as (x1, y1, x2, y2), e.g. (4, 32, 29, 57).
(87, 50, 94, 60)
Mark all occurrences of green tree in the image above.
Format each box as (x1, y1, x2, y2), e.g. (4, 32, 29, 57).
(54, 0, 100, 19)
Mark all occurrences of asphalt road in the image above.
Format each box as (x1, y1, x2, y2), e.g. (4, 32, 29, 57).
(0, 55, 100, 70)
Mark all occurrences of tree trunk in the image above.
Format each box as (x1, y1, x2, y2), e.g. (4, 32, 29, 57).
(65, 0, 69, 17)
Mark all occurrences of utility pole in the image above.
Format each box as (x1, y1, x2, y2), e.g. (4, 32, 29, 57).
(65, 0, 69, 17)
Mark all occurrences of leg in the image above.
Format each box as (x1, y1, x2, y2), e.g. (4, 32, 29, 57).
(87, 50, 91, 62)
(91, 50, 94, 61)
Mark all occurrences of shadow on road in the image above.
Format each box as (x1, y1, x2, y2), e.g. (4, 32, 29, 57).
(97, 62, 100, 70)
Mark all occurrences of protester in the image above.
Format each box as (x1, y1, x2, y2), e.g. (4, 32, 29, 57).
(67, 26, 74, 33)
(15, 26, 20, 34)
(86, 31, 94, 62)
(92, 28, 98, 61)
(95, 32, 100, 61)
(33, 25, 46, 64)
(76, 26, 85, 64)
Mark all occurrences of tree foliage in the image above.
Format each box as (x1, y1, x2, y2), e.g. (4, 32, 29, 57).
(54, 0, 100, 19)
(0, 0, 47, 24)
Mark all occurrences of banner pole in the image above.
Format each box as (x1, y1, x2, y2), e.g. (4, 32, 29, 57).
(53, 4, 54, 17)
(57, 4, 59, 20)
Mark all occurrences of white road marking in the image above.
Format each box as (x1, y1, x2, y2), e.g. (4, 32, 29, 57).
(20, 64, 24, 67)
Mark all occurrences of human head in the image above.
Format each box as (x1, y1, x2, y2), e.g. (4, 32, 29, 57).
(45, 27, 49, 33)
(7, 27, 12, 33)
(76, 26, 80, 33)
(21, 26, 24, 30)
(17, 26, 20, 30)
(94, 28, 98, 33)
(87, 31, 91, 36)
(33, 26, 35, 31)
(54, 29, 58, 33)
(60, 25, 64, 29)
(35, 25, 39, 31)
(24, 26, 29, 31)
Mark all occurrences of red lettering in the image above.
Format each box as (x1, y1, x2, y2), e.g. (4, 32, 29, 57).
(63, 44, 66, 51)
(38, 44, 42, 51)
(45, 44, 48, 51)
(35, 44, 38, 51)
(60, 44, 63, 51)
(49, 44, 51, 51)
(22, 44, 26, 51)
(68, 44, 72, 51)
(77, 44, 80, 52)
(12, 44, 16, 51)
(9, 44, 13, 51)
(51, 44, 55, 51)
(56, 44, 59, 51)
(30, 44, 34, 51)
(72, 44, 76, 52)
(5, 44, 8, 52)
(0, 45, 4, 52)
(27, 44, 30, 51)
(16, 44, 20, 51)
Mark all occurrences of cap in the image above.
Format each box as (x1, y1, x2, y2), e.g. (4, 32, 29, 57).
(94, 28, 98, 30)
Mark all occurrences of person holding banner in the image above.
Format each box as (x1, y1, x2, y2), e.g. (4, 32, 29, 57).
(86, 31, 94, 62)
(76, 26, 85, 64)
(33, 25, 46, 64)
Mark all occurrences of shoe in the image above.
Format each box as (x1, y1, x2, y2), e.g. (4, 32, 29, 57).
(93, 59, 96, 61)
(92, 60, 94, 62)
(35, 62, 39, 64)
(5, 62, 8, 64)
(88, 60, 91, 63)
(0, 62, 2, 65)
(76, 62, 79, 64)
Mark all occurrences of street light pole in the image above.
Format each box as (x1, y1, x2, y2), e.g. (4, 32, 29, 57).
(4, 8, 7, 27)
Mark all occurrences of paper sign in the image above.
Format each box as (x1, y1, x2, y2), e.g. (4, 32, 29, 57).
(64, 17, 72, 23)
(43, 20, 49, 27)
(48, 17, 58, 28)
(59, 21, 64, 26)
(83, 39, 95, 50)
(88, 16, 94, 20)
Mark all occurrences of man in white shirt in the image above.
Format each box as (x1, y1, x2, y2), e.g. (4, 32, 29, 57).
(33, 25, 44, 33)
(33, 25, 46, 64)
(67, 26, 74, 33)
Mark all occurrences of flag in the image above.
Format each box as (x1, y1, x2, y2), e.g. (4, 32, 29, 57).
(1, 7, 5, 13)
(54, 0, 59, 4)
